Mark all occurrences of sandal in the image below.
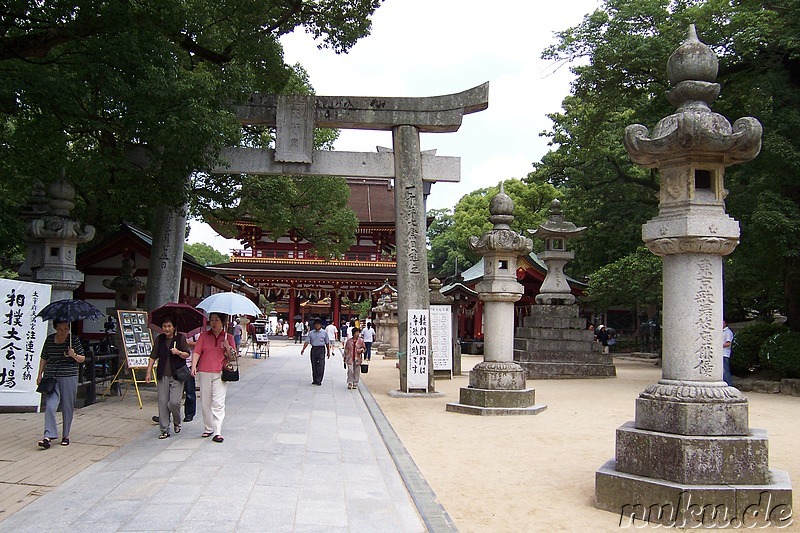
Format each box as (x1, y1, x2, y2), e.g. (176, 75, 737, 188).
(159, 431, 170, 439)
(212, 435, 224, 443)
(201, 432, 213, 438)
(174, 424, 181, 434)
(38, 438, 51, 449)
(60, 437, 70, 446)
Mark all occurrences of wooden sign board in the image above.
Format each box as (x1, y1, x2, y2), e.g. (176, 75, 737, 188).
(117, 310, 152, 368)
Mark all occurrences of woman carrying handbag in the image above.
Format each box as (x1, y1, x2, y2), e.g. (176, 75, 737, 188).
(192, 313, 237, 443)
(145, 315, 191, 439)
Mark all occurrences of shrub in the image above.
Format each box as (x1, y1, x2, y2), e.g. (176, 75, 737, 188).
(759, 332, 800, 379)
(730, 322, 788, 376)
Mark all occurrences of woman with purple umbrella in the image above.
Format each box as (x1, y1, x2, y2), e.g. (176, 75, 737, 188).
(36, 321, 86, 449)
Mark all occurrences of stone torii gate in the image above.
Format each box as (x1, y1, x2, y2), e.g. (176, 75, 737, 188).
(216, 84, 489, 392)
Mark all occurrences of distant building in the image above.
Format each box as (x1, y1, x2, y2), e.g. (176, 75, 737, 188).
(441, 254, 587, 341)
(75, 222, 256, 340)
(208, 178, 397, 337)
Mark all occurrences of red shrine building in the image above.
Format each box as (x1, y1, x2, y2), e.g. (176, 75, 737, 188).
(208, 178, 397, 336)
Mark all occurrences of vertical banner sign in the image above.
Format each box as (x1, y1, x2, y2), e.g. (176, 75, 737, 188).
(0, 279, 52, 410)
(117, 310, 153, 368)
(430, 305, 453, 372)
(407, 309, 429, 391)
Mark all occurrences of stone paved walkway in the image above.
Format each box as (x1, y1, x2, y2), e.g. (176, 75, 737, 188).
(0, 341, 432, 532)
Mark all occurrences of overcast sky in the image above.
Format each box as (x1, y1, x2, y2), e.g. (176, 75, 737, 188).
(187, 0, 602, 253)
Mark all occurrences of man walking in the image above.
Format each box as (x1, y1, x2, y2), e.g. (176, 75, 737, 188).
(301, 318, 331, 385)
(325, 320, 339, 351)
(361, 322, 375, 361)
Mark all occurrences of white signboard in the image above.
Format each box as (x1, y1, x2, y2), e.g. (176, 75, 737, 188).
(430, 305, 452, 372)
(407, 309, 429, 391)
(0, 279, 52, 410)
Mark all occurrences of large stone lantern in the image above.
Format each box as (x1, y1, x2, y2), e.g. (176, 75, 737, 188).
(446, 186, 546, 415)
(595, 26, 791, 523)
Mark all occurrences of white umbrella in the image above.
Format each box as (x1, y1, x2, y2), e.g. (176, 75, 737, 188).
(196, 293, 261, 318)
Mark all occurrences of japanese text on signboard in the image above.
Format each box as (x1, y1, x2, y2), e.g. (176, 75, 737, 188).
(0, 279, 51, 408)
(407, 309, 429, 390)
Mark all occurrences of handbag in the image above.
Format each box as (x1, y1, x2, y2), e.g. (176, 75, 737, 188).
(221, 356, 239, 382)
(174, 364, 192, 382)
(37, 377, 56, 394)
(170, 338, 193, 382)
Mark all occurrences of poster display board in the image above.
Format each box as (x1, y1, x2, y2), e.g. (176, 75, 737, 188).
(430, 305, 453, 372)
(117, 310, 152, 368)
(407, 309, 429, 391)
(0, 280, 51, 410)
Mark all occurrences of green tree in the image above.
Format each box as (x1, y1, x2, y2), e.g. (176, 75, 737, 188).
(427, 178, 559, 278)
(585, 246, 662, 312)
(0, 1, 383, 265)
(536, 0, 800, 328)
(184, 242, 230, 266)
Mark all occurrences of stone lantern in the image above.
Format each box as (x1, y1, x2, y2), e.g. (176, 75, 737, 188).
(446, 186, 546, 415)
(514, 199, 614, 378)
(595, 26, 791, 522)
(529, 199, 586, 305)
(21, 180, 95, 302)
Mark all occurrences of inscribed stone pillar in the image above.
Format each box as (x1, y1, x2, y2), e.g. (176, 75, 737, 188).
(144, 202, 187, 311)
(393, 124, 433, 392)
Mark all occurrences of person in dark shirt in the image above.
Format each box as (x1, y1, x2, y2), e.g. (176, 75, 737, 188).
(36, 321, 85, 449)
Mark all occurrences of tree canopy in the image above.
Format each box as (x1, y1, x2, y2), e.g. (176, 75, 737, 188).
(0, 1, 383, 271)
(533, 0, 800, 328)
(427, 178, 559, 279)
(184, 242, 230, 266)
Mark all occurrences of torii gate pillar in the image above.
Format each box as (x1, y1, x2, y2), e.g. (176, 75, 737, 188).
(393, 125, 433, 390)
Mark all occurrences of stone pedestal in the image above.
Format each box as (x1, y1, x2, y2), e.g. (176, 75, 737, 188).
(514, 304, 615, 378)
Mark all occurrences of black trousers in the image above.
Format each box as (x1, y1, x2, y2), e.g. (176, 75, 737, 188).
(183, 376, 196, 417)
(310, 346, 326, 384)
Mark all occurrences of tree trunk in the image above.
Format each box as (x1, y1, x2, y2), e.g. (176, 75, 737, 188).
(144, 202, 188, 311)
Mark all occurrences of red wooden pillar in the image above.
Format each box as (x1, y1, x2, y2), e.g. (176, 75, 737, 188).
(473, 301, 484, 339)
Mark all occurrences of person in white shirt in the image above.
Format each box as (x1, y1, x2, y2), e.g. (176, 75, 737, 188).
(361, 322, 375, 361)
(325, 321, 339, 349)
(722, 320, 734, 386)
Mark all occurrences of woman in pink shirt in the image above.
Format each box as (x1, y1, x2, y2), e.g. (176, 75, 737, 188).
(191, 313, 236, 443)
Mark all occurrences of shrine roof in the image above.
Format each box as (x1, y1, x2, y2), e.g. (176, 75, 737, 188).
(207, 260, 396, 282)
(77, 221, 257, 296)
(439, 252, 587, 294)
(207, 178, 396, 239)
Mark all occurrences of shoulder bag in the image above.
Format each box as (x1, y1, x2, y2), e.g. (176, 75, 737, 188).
(37, 377, 56, 394)
(170, 337, 193, 382)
